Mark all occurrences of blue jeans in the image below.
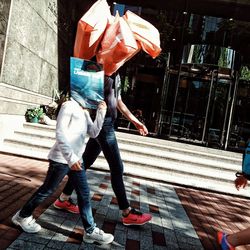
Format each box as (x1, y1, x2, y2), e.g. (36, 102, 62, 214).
(19, 160, 95, 233)
(63, 117, 130, 210)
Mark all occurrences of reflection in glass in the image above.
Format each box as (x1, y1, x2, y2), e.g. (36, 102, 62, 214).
(182, 44, 235, 69)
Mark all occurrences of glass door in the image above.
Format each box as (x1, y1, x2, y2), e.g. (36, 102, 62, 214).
(162, 67, 232, 148)
(206, 78, 232, 147)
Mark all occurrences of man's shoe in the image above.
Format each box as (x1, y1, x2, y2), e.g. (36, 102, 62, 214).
(54, 198, 79, 214)
(122, 208, 152, 226)
(12, 210, 41, 233)
(217, 232, 235, 250)
(83, 227, 114, 244)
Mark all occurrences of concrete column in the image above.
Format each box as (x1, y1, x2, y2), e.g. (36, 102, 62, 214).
(0, 0, 58, 115)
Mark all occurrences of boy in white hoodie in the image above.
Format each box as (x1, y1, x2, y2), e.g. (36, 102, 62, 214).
(12, 98, 114, 245)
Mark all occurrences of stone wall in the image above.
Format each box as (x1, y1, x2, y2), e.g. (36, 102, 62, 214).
(0, 0, 58, 115)
(0, 0, 11, 72)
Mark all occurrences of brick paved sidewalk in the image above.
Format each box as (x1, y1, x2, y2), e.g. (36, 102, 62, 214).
(0, 153, 250, 250)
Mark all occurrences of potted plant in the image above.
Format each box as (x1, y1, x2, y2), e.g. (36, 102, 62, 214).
(26, 107, 44, 123)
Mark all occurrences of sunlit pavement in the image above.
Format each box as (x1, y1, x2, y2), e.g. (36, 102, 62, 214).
(0, 153, 250, 250)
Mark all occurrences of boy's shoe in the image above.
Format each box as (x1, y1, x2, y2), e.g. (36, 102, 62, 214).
(122, 208, 152, 226)
(54, 198, 79, 214)
(217, 231, 235, 250)
(83, 227, 114, 244)
(12, 210, 41, 233)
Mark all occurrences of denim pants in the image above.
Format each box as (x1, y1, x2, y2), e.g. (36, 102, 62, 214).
(63, 117, 130, 210)
(19, 160, 95, 233)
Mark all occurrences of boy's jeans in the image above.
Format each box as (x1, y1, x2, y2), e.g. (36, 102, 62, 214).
(19, 160, 95, 233)
(63, 117, 130, 210)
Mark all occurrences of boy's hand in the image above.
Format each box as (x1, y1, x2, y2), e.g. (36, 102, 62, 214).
(98, 101, 107, 110)
(71, 161, 82, 171)
(235, 176, 248, 190)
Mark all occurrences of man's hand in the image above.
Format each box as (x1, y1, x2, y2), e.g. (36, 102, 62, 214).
(116, 99, 148, 136)
(135, 122, 148, 136)
(235, 175, 248, 190)
(71, 161, 82, 171)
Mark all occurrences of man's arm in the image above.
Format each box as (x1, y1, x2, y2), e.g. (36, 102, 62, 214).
(117, 99, 148, 136)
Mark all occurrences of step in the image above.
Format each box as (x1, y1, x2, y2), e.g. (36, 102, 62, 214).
(7, 125, 243, 167)
(20, 122, 242, 161)
(0, 145, 49, 160)
(23, 121, 56, 130)
(116, 136, 242, 165)
(22, 122, 241, 157)
(115, 131, 242, 159)
(4, 138, 54, 151)
(2, 136, 239, 183)
(3, 134, 240, 174)
(1, 122, 247, 198)
(115, 153, 237, 182)
(14, 130, 56, 143)
(91, 158, 250, 198)
(117, 143, 241, 171)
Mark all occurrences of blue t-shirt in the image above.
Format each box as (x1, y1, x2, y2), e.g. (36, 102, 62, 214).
(104, 74, 121, 120)
(242, 142, 250, 179)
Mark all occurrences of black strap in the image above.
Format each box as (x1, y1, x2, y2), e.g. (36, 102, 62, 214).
(236, 171, 250, 180)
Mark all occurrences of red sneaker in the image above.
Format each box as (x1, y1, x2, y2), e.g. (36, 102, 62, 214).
(122, 208, 152, 226)
(217, 232, 235, 250)
(54, 198, 79, 214)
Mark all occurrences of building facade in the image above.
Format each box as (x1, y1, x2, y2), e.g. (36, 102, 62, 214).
(0, 0, 58, 116)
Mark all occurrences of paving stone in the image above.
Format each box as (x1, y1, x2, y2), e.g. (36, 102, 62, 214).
(42, 207, 67, 218)
(139, 202, 150, 214)
(46, 238, 65, 249)
(17, 231, 51, 244)
(93, 213, 105, 229)
(65, 213, 81, 223)
(153, 245, 169, 250)
(106, 207, 120, 221)
(51, 232, 69, 242)
(151, 215, 164, 233)
(175, 231, 202, 246)
(114, 221, 127, 232)
(96, 205, 109, 216)
(91, 200, 101, 210)
(161, 216, 174, 230)
(78, 242, 96, 249)
(62, 242, 81, 250)
(110, 243, 125, 250)
(163, 242, 180, 250)
(179, 242, 204, 250)
(75, 220, 84, 229)
(60, 220, 77, 233)
(100, 197, 112, 207)
(139, 221, 152, 237)
(139, 235, 153, 250)
(113, 229, 126, 246)
(38, 213, 65, 227)
(7, 239, 45, 250)
(125, 239, 140, 249)
(34, 228, 56, 240)
(103, 220, 116, 235)
(127, 226, 140, 240)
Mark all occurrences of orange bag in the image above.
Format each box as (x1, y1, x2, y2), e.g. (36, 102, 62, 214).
(74, 0, 111, 60)
(123, 10, 161, 58)
(96, 13, 139, 76)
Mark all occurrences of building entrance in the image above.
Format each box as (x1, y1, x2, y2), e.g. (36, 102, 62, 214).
(159, 65, 233, 148)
